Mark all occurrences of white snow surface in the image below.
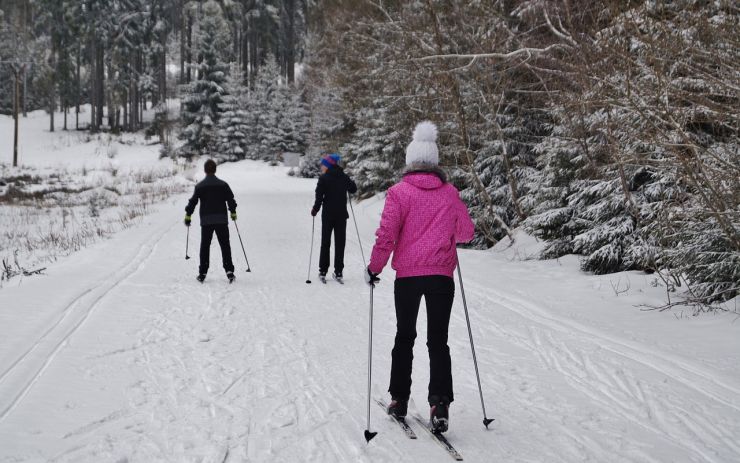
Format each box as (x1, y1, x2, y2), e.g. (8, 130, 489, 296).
(1, 159, 739, 462)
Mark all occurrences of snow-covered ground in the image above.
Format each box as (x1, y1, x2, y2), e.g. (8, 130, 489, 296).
(1, 157, 738, 462)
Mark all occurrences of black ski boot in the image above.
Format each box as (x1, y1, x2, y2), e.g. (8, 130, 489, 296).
(196, 274, 206, 283)
(429, 395, 450, 433)
(227, 271, 235, 284)
(387, 397, 408, 418)
(319, 272, 327, 284)
(332, 272, 344, 284)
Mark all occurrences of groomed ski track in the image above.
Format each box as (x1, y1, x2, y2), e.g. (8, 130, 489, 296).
(1, 161, 738, 462)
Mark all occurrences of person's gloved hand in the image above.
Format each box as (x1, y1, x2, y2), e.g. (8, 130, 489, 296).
(184, 215, 192, 226)
(230, 212, 237, 221)
(311, 208, 318, 217)
(364, 267, 380, 286)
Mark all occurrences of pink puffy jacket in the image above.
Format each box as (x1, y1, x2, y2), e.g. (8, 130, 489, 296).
(368, 171, 475, 278)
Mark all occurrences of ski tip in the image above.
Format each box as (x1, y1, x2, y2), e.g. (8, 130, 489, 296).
(364, 430, 378, 443)
(483, 418, 495, 428)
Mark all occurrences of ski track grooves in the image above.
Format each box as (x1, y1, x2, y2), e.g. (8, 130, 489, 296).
(0, 220, 175, 423)
(462, 279, 738, 462)
(466, 280, 740, 411)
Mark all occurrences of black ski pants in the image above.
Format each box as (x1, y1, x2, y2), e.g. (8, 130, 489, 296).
(199, 223, 234, 275)
(319, 217, 347, 275)
(389, 275, 455, 404)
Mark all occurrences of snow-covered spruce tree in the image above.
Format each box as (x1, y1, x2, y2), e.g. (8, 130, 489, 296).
(526, 1, 739, 305)
(526, 104, 665, 275)
(343, 105, 405, 198)
(216, 64, 250, 162)
(274, 87, 310, 157)
(243, 55, 281, 161)
(298, 86, 346, 178)
(178, 0, 230, 159)
(244, 54, 309, 163)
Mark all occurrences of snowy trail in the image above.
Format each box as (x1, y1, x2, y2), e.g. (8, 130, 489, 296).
(1, 161, 739, 463)
(0, 219, 175, 422)
(456, 281, 740, 462)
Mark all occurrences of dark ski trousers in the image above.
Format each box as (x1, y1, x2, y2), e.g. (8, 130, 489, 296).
(199, 223, 234, 275)
(318, 217, 346, 275)
(389, 275, 455, 404)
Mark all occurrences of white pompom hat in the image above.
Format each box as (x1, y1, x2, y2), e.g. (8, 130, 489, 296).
(405, 121, 439, 166)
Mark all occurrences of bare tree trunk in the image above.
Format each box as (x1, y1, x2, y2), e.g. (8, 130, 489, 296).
(161, 28, 168, 103)
(186, 13, 193, 83)
(107, 60, 114, 129)
(22, 70, 27, 118)
(180, 13, 186, 84)
(49, 41, 56, 132)
(123, 89, 129, 132)
(285, 0, 296, 84)
(96, 45, 105, 129)
(13, 68, 20, 167)
(90, 33, 97, 132)
(241, 17, 249, 78)
(75, 43, 80, 130)
(250, 16, 259, 86)
(49, 93, 55, 132)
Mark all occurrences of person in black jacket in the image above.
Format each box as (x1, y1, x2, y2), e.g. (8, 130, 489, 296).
(185, 159, 237, 283)
(311, 154, 357, 282)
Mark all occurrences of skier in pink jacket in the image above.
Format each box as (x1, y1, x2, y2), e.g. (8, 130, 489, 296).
(365, 121, 475, 433)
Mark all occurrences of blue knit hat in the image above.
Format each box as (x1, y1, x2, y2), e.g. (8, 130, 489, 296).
(320, 153, 341, 169)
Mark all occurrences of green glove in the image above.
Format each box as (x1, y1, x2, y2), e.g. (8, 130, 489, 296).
(184, 215, 192, 226)
(230, 212, 237, 221)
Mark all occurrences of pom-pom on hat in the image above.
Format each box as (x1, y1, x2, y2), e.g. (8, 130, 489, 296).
(320, 153, 339, 169)
(405, 121, 439, 166)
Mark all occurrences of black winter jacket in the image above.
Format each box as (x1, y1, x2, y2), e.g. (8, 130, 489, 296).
(185, 175, 237, 225)
(313, 167, 358, 220)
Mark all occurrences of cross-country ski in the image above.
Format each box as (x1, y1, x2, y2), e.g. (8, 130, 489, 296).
(412, 413, 464, 461)
(376, 399, 417, 439)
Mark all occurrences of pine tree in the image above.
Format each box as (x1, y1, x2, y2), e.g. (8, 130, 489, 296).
(273, 83, 309, 156)
(217, 63, 249, 162)
(178, 0, 230, 158)
(343, 106, 404, 197)
(245, 55, 281, 161)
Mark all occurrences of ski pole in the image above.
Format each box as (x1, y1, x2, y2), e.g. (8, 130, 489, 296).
(233, 221, 251, 272)
(350, 197, 376, 442)
(456, 249, 494, 428)
(306, 216, 315, 284)
(364, 282, 377, 443)
(348, 197, 367, 266)
(185, 225, 191, 260)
